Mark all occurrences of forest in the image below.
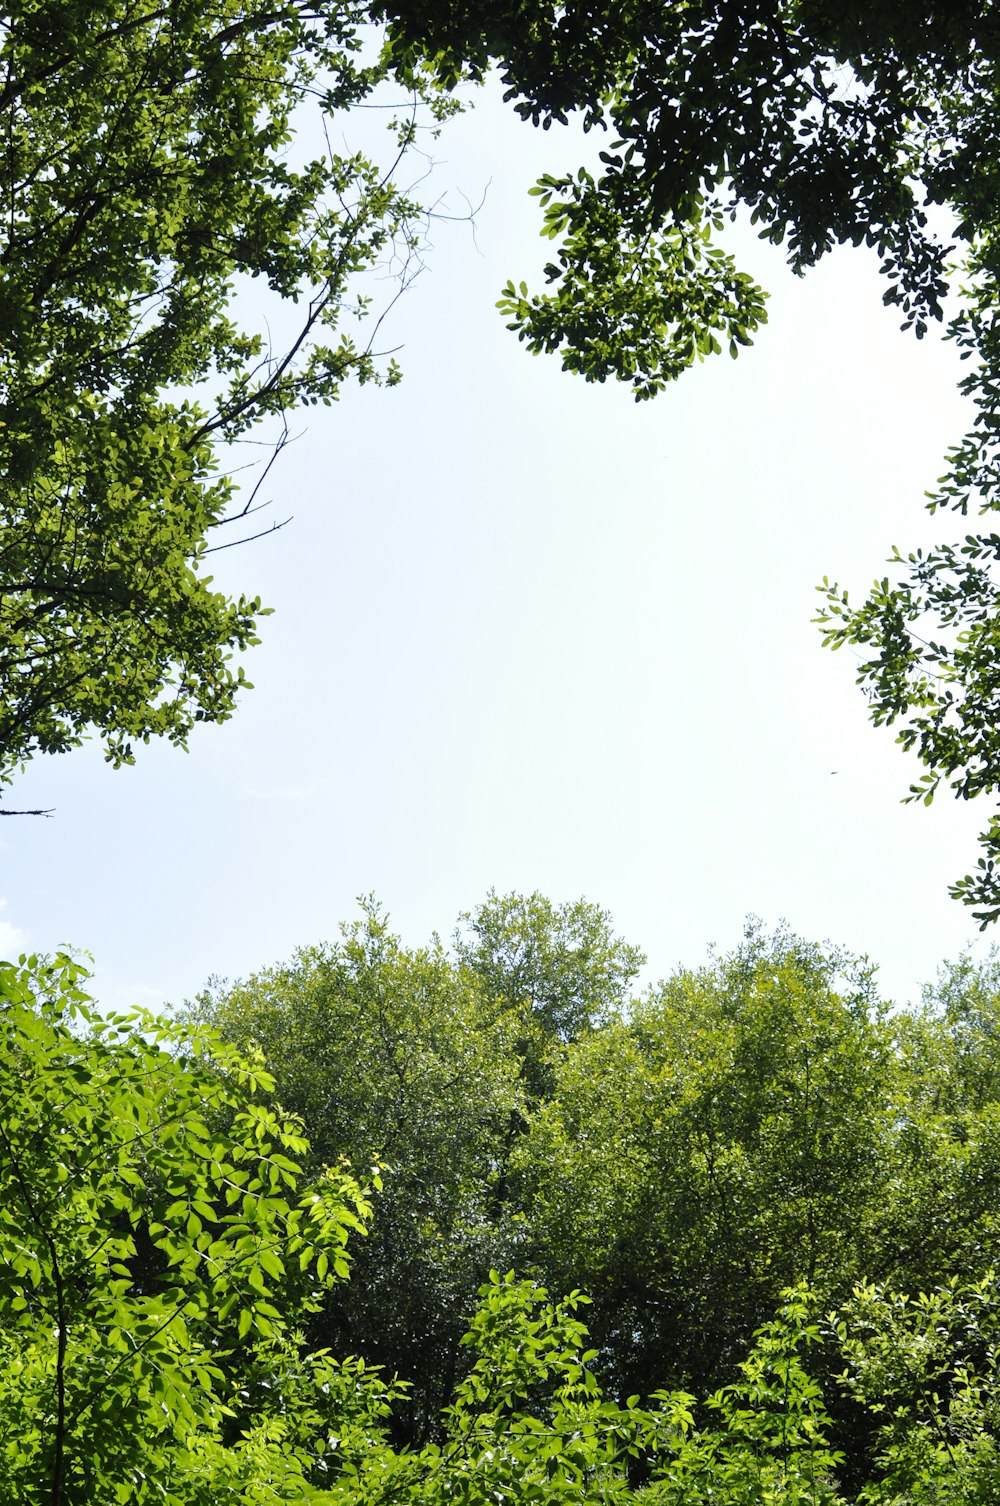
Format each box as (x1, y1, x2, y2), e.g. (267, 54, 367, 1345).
(7, 0, 1000, 1501)
(7, 895, 1000, 1502)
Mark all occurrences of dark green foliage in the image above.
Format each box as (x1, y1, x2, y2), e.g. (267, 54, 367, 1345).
(381, 0, 961, 321)
(12, 0, 1000, 822)
(0, 0, 431, 784)
(382, 0, 1000, 917)
(514, 925, 897, 1402)
(188, 900, 527, 1439)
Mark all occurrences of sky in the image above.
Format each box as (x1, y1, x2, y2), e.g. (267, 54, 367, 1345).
(2, 76, 994, 1014)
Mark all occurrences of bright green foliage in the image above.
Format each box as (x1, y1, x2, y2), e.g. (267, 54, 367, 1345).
(16, 904, 1000, 1500)
(0, 951, 378, 1504)
(300, 1267, 1000, 1506)
(514, 925, 896, 1400)
(0, 0, 435, 783)
(311, 1274, 849, 1506)
(645, 1287, 846, 1506)
(189, 899, 527, 1437)
(454, 889, 646, 1042)
(872, 952, 1000, 1296)
(835, 1274, 1000, 1505)
(818, 517, 1000, 925)
(496, 182, 767, 400)
(914, 949, 1000, 1111)
(421, 1274, 655, 1506)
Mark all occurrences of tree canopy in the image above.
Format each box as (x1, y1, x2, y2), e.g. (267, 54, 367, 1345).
(10, 0, 1000, 909)
(16, 3, 1000, 1482)
(10, 896, 1000, 1498)
(0, 0, 441, 785)
(186, 894, 1000, 1500)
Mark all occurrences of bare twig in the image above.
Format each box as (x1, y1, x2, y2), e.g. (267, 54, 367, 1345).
(203, 517, 293, 554)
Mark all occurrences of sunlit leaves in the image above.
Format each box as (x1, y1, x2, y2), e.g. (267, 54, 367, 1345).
(0, 952, 373, 1503)
(191, 897, 527, 1440)
(498, 181, 768, 399)
(0, 0, 432, 782)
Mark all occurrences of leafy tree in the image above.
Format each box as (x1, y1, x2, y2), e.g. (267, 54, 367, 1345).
(8, 946, 870, 1506)
(389, 0, 965, 379)
(512, 925, 900, 1402)
(0, 0, 450, 788)
(190, 900, 527, 1439)
(0, 948, 384, 1505)
(311, 1272, 853, 1506)
(643, 1286, 847, 1506)
(194, 897, 1000, 1465)
(802, 14, 1000, 924)
(193, 893, 645, 1437)
(453, 890, 646, 1099)
(12, 0, 1000, 807)
(833, 1273, 1000, 1505)
(871, 951, 1000, 1297)
(454, 890, 645, 1044)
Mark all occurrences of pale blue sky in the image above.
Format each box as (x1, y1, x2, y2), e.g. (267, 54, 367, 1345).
(1, 79, 991, 1011)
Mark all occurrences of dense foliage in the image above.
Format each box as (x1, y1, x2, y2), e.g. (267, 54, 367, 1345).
(11, 902, 1000, 1503)
(0, 950, 381, 1503)
(12, 3, 1000, 1499)
(181, 893, 1000, 1498)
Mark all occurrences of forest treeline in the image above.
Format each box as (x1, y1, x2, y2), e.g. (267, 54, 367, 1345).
(7, 892, 1000, 1503)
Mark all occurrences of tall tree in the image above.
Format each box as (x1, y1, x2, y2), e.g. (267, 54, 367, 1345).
(454, 890, 645, 1038)
(190, 900, 527, 1439)
(512, 924, 900, 1401)
(194, 893, 645, 1437)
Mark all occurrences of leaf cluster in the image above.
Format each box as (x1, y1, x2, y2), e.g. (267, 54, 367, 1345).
(0, 0, 433, 781)
(0, 950, 375, 1503)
